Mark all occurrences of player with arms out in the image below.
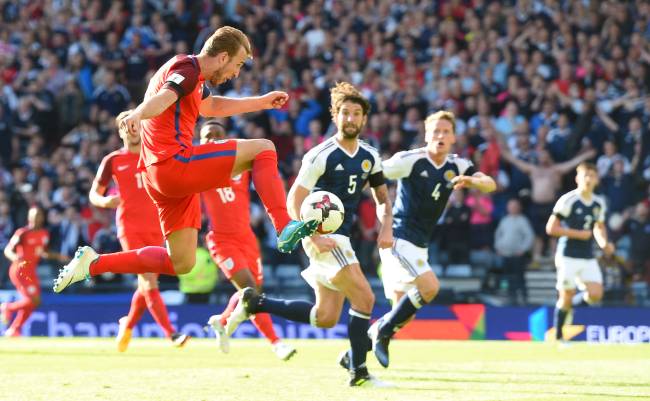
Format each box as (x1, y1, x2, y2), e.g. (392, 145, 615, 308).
(53, 26, 318, 292)
(1, 206, 68, 337)
(226, 82, 394, 387)
(200, 120, 296, 360)
(546, 162, 613, 343)
(340, 111, 496, 368)
(89, 110, 189, 351)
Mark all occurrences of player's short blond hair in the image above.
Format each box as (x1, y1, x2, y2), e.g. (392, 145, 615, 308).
(576, 161, 597, 174)
(116, 109, 134, 137)
(329, 81, 370, 121)
(425, 111, 456, 133)
(202, 26, 252, 59)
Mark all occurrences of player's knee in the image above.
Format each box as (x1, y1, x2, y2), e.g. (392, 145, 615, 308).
(588, 289, 603, 303)
(351, 291, 374, 314)
(316, 311, 339, 328)
(419, 277, 440, 303)
(171, 255, 196, 275)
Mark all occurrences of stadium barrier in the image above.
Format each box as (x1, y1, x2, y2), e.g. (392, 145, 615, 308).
(1, 292, 648, 343)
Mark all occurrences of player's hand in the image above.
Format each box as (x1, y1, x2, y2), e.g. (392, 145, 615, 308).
(120, 111, 142, 138)
(104, 195, 121, 209)
(602, 242, 615, 256)
(451, 175, 474, 190)
(309, 235, 337, 254)
(377, 228, 393, 249)
(259, 91, 289, 109)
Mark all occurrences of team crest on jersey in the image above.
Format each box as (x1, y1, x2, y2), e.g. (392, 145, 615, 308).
(361, 159, 372, 173)
(443, 170, 456, 182)
(576, 208, 583, 215)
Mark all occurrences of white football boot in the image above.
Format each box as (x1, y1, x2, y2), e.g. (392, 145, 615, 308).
(53, 246, 97, 293)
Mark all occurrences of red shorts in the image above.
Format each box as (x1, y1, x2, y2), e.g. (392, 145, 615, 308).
(9, 262, 40, 298)
(118, 232, 165, 251)
(143, 140, 237, 237)
(205, 230, 263, 285)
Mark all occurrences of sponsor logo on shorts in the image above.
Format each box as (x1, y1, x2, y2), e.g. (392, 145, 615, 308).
(417, 259, 425, 267)
(345, 250, 354, 259)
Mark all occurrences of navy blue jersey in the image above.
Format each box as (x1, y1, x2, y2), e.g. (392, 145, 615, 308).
(383, 148, 475, 247)
(295, 137, 382, 237)
(553, 189, 607, 259)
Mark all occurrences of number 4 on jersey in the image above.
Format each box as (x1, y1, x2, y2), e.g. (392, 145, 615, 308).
(431, 183, 441, 201)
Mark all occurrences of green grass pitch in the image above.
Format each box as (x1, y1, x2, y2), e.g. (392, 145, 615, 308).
(1, 338, 649, 401)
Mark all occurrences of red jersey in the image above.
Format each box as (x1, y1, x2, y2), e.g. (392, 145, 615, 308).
(95, 148, 162, 238)
(140, 54, 210, 168)
(8, 227, 49, 265)
(201, 171, 252, 236)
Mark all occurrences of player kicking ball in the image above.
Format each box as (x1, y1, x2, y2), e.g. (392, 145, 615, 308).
(546, 162, 613, 343)
(53, 26, 318, 293)
(340, 111, 495, 369)
(89, 110, 189, 351)
(199, 120, 295, 360)
(225, 82, 394, 387)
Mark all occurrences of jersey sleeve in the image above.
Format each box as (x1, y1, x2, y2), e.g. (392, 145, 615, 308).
(382, 152, 415, 180)
(552, 194, 572, 219)
(455, 156, 476, 175)
(162, 58, 200, 98)
(94, 154, 115, 188)
(294, 153, 326, 190)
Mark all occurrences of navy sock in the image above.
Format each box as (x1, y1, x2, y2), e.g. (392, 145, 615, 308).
(257, 297, 313, 324)
(348, 309, 371, 371)
(554, 307, 568, 340)
(378, 288, 425, 338)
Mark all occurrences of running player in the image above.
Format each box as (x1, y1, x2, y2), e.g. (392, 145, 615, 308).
(53, 26, 318, 292)
(1, 206, 67, 337)
(200, 120, 296, 360)
(225, 82, 394, 387)
(546, 162, 613, 342)
(89, 110, 189, 351)
(340, 111, 496, 369)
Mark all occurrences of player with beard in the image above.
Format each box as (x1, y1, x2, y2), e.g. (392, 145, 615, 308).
(225, 82, 394, 387)
(53, 26, 319, 293)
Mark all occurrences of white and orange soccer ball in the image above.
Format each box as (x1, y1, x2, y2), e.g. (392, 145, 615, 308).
(300, 191, 345, 234)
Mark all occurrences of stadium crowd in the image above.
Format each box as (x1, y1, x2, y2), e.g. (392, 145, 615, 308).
(0, 0, 649, 306)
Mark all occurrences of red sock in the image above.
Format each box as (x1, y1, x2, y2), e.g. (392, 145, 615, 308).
(219, 292, 240, 326)
(6, 297, 35, 313)
(143, 289, 174, 338)
(125, 290, 147, 329)
(252, 150, 291, 232)
(251, 313, 279, 344)
(9, 305, 35, 333)
(90, 247, 175, 276)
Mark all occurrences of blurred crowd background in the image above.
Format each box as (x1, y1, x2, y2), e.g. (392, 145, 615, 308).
(1, 0, 649, 306)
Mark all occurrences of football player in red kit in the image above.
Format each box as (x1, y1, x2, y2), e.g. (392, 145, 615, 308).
(54, 26, 318, 293)
(199, 120, 295, 360)
(2, 206, 67, 336)
(90, 110, 189, 351)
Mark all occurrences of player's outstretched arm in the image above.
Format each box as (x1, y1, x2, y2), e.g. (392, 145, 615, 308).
(200, 91, 288, 117)
(121, 89, 179, 137)
(451, 172, 496, 193)
(371, 183, 393, 249)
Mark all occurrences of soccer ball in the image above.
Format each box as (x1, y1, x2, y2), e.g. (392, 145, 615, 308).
(300, 191, 345, 234)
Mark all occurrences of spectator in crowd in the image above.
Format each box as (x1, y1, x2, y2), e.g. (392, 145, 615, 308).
(494, 198, 535, 305)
